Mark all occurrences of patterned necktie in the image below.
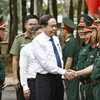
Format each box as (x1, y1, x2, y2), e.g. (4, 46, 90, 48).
(50, 37, 62, 68)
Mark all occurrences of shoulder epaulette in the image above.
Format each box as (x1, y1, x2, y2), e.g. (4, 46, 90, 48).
(15, 34, 24, 38)
(65, 38, 70, 42)
(91, 43, 97, 49)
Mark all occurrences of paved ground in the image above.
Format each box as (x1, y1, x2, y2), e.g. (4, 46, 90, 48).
(2, 87, 16, 100)
(2, 75, 81, 100)
(2, 86, 67, 100)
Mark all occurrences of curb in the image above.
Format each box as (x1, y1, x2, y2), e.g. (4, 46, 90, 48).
(5, 77, 14, 86)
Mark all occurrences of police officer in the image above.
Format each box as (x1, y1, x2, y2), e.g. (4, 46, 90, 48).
(61, 18, 80, 100)
(10, 15, 38, 100)
(0, 14, 6, 100)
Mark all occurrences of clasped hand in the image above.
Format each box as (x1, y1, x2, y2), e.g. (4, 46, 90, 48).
(64, 69, 77, 80)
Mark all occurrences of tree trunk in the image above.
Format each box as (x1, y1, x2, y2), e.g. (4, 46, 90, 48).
(37, 0, 43, 18)
(69, 0, 73, 21)
(45, 1, 50, 14)
(77, 0, 82, 16)
(84, 0, 88, 14)
(62, 0, 70, 18)
(7, 0, 13, 53)
(52, 0, 58, 21)
(48, 0, 53, 15)
(30, 0, 34, 15)
(77, 0, 82, 47)
(21, 0, 26, 32)
(7, 0, 18, 53)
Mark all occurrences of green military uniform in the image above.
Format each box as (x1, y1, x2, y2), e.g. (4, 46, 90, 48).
(91, 44, 100, 100)
(10, 32, 33, 100)
(0, 12, 5, 100)
(62, 35, 79, 100)
(77, 43, 98, 100)
(62, 18, 79, 100)
(0, 48, 5, 100)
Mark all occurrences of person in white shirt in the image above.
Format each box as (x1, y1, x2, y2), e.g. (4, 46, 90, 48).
(20, 25, 42, 100)
(31, 14, 76, 100)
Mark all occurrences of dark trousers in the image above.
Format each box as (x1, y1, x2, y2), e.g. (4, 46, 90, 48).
(28, 78, 36, 100)
(36, 73, 64, 100)
(16, 84, 25, 100)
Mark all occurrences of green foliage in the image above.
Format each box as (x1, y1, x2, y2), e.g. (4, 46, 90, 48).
(57, 3, 63, 15)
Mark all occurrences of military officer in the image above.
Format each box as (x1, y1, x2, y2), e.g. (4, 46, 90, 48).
(0, 14, 6, 100)
(77, 14, 94, 48)
(91, 15, 100, 100)
(61, 18, 80, 100)
(77, 24, 98, 100)
(10, 15, 39, 100)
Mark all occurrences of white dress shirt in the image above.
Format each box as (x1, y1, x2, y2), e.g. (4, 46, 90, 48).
(31, 32, 66, 75)
(20, 43, 37, 91)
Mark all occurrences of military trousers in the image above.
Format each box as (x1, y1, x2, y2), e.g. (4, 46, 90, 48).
(65, 78, 79, 100)
(80, 83, 94, 100)
(93, 84, 100, 100)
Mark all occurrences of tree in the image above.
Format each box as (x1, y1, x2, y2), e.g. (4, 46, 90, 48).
(30, 0, 34, 15)
(48, 0, 53, 15)
(77, 0, 82, 16)
(7, 0, 18, 53)
(52, 0, 58, 21)
(21, 0, 26, 32)
(37, 0, 43, 18)
(84, 0, 88, 14)
(62, 0, 70, 18)
(69, 0, 73, 21)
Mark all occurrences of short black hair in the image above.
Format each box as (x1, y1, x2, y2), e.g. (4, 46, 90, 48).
(32, 24, 41, 33)
(39, 14, 55, 27)
(25, 14, 39, 22)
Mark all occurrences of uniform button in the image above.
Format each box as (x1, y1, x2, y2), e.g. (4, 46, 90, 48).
(87, 59, 88, 61)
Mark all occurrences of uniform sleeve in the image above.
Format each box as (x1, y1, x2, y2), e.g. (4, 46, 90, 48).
(65, 41, 75, 58)
(10, 38, 20, 56)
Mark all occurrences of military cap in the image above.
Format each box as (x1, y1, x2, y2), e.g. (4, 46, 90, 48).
(78, 14, 93, 26)
(32, 24, 41, 33)
(94, 14, 98, 21)
(94, 15, 100, 23)
(0, 14, 5, 29)
(90, 22, 97, 29)
(78, 17, 86, 27)
(83, 26, 92, 33)
(62, 18, 76, 31)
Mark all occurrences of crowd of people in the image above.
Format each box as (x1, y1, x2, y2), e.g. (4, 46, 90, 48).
(0, 12, 100, 100)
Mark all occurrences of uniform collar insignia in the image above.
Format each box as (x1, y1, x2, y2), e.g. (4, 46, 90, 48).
(65, 38, 70, 43)
(91, 43, 97, 49)
(97, 43, 100, 48)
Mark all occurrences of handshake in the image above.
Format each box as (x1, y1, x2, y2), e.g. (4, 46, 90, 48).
(64, 69, 78, 80)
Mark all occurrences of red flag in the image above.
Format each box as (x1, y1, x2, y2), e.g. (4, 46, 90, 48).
(85, 0, 100, 17)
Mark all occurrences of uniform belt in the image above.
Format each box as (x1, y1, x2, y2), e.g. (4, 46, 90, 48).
(81, 79, 92, 84)
(92, 80, 100, 87)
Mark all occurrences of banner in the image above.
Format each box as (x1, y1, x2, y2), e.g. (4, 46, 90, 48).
(85, 0, 100, 17)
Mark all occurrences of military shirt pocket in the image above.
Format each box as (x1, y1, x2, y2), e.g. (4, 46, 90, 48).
(80, 49, 89, 56)
(95, 57, 100, 66)
(87, 55, 95, 63)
